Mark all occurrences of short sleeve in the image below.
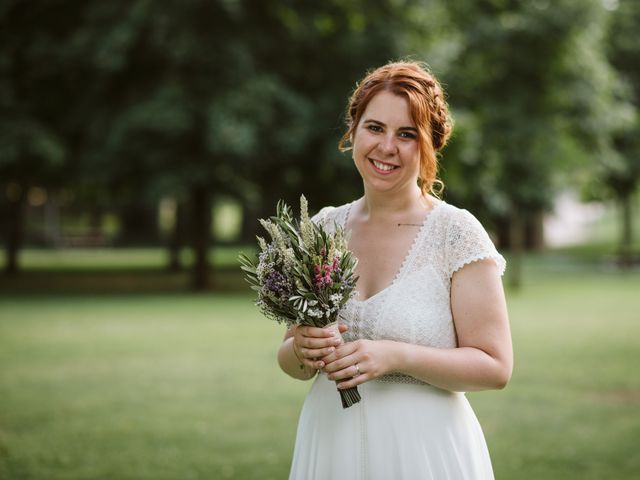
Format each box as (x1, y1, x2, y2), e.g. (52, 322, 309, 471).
(311, 206, 336, 229)
(445, 209, 506, 278)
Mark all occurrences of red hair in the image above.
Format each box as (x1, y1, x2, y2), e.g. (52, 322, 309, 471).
(339, 61, 453, 195)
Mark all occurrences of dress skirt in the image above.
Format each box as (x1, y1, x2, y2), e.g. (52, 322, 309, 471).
(289, 373, 494, 480)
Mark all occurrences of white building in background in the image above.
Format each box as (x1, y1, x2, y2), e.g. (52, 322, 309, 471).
(543, 190, 605, 248)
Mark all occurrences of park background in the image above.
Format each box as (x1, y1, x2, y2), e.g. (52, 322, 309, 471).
(1, 1, 639, 479)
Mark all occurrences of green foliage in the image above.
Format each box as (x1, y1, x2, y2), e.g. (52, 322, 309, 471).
(4, 0, 413, 207)
(440, 0, 611, 218)
(0, 1, 72, 189)
(600, 0, 640, 198)
(1, 0, 427, 277)
(3, 0, 639, 267)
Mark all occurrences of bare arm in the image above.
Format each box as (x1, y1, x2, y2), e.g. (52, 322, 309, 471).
(323, 259, 513, 392)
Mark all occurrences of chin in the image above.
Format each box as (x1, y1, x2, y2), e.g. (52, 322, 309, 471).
(363, 179, 412, 195)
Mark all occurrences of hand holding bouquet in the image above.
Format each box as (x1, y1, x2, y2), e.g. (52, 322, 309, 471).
(239, 196, 361, 408)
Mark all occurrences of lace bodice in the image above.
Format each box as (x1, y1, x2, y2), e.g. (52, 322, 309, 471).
(312, 199, 506, 384)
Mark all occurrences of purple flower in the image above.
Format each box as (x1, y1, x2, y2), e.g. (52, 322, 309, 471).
(265, 271, 290, 297)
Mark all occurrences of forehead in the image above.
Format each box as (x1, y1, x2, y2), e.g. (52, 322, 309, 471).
(361, 90, 414, 127)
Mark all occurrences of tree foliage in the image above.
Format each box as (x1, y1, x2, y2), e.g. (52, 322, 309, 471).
(2, 0, 637, 283)
(0, 0, 418, 285)
(603, 0, 640, 262)
(428, 0, 620, 285)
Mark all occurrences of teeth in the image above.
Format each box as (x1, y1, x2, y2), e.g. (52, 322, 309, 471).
(372, 160, 396, 171)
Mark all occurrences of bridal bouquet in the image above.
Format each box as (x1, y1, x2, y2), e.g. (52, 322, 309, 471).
(238, 195, 361, 408)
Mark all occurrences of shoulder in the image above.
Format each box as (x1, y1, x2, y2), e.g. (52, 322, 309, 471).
(310, 201, 353, 227)
(434, 201, 506, 277)
(437, 202, 487, 234)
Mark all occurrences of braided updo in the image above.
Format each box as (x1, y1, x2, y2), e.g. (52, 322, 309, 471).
(339, 61, 453, 195)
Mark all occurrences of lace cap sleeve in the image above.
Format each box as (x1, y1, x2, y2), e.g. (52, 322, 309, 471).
(445, 209, 506, 278)
(311, 206, 336, 229)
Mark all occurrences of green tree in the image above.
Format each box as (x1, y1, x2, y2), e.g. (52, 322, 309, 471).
(85, 1, 247, 289)
(65, 0, 418, 289)
(551, 0, 639, 265)
(236, 1, 418, 236)
(441, 0, 611, 287)
(0, 1, 74, 274)
(604, 0, 640, 264)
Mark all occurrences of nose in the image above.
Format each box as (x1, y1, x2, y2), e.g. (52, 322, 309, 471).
(378, 134, 398, 156)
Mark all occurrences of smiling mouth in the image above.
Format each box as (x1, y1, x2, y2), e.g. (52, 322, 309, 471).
(369, 158, 399, 172)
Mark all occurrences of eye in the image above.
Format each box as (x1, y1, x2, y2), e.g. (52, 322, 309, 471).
(367, 124, 382, 133)
(399, 131, 417, 139)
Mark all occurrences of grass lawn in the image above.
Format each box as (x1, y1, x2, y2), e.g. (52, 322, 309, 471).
(1, 257, 639, 479)
(0, 247, 254, 294)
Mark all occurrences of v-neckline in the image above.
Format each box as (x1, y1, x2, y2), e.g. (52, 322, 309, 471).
(343, 198, 444, 304)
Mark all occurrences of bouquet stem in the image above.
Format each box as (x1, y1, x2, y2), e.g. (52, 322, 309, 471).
(339, 385, 362, 408)
(324, 321, 361, 409)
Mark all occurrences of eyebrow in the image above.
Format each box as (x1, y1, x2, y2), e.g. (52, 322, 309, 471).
(363, 119, 418, 133)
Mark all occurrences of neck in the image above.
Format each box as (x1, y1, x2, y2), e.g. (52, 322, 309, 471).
(360, 183, 430, 221)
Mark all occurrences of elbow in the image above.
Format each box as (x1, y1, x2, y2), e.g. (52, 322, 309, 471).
(493, 362, 513, 390)
(493, 376, 509, 390)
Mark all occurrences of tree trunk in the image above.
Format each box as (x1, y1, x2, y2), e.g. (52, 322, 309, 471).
(44, 191, 62, 247)
(118, 202, 157, 245)
(5, 185, 25, 276)
(619, 192, 633, 268)
(89, 204, 102, 236)
(240, 202, 256, 244)
(495, 216, 511, 251)
(524, 209, 545, 251)
(240, 201, 270, 244)
(168, 201, 185, 272)
(190, 186, 211, 290)
(507, 209, 524, 290)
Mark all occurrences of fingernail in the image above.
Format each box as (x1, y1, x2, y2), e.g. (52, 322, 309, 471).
(328, 347, 335, 353)
(317, 361, 324, 368)
(337, 383, 344, 389)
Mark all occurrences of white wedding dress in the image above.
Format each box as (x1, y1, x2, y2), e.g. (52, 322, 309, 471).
(289, 199, 506, 480)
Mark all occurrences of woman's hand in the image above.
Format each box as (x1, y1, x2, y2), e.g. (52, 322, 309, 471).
(322, 339, 396, 389)
(293, 324, 347, 370)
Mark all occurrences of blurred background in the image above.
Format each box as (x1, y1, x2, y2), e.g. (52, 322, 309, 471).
(0, 1, 638, 479)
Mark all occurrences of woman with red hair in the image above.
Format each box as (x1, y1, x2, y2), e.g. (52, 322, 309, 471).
(278, 61, 512, 479)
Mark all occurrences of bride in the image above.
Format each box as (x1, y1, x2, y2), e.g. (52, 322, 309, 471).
(277, 60, 512, 480)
